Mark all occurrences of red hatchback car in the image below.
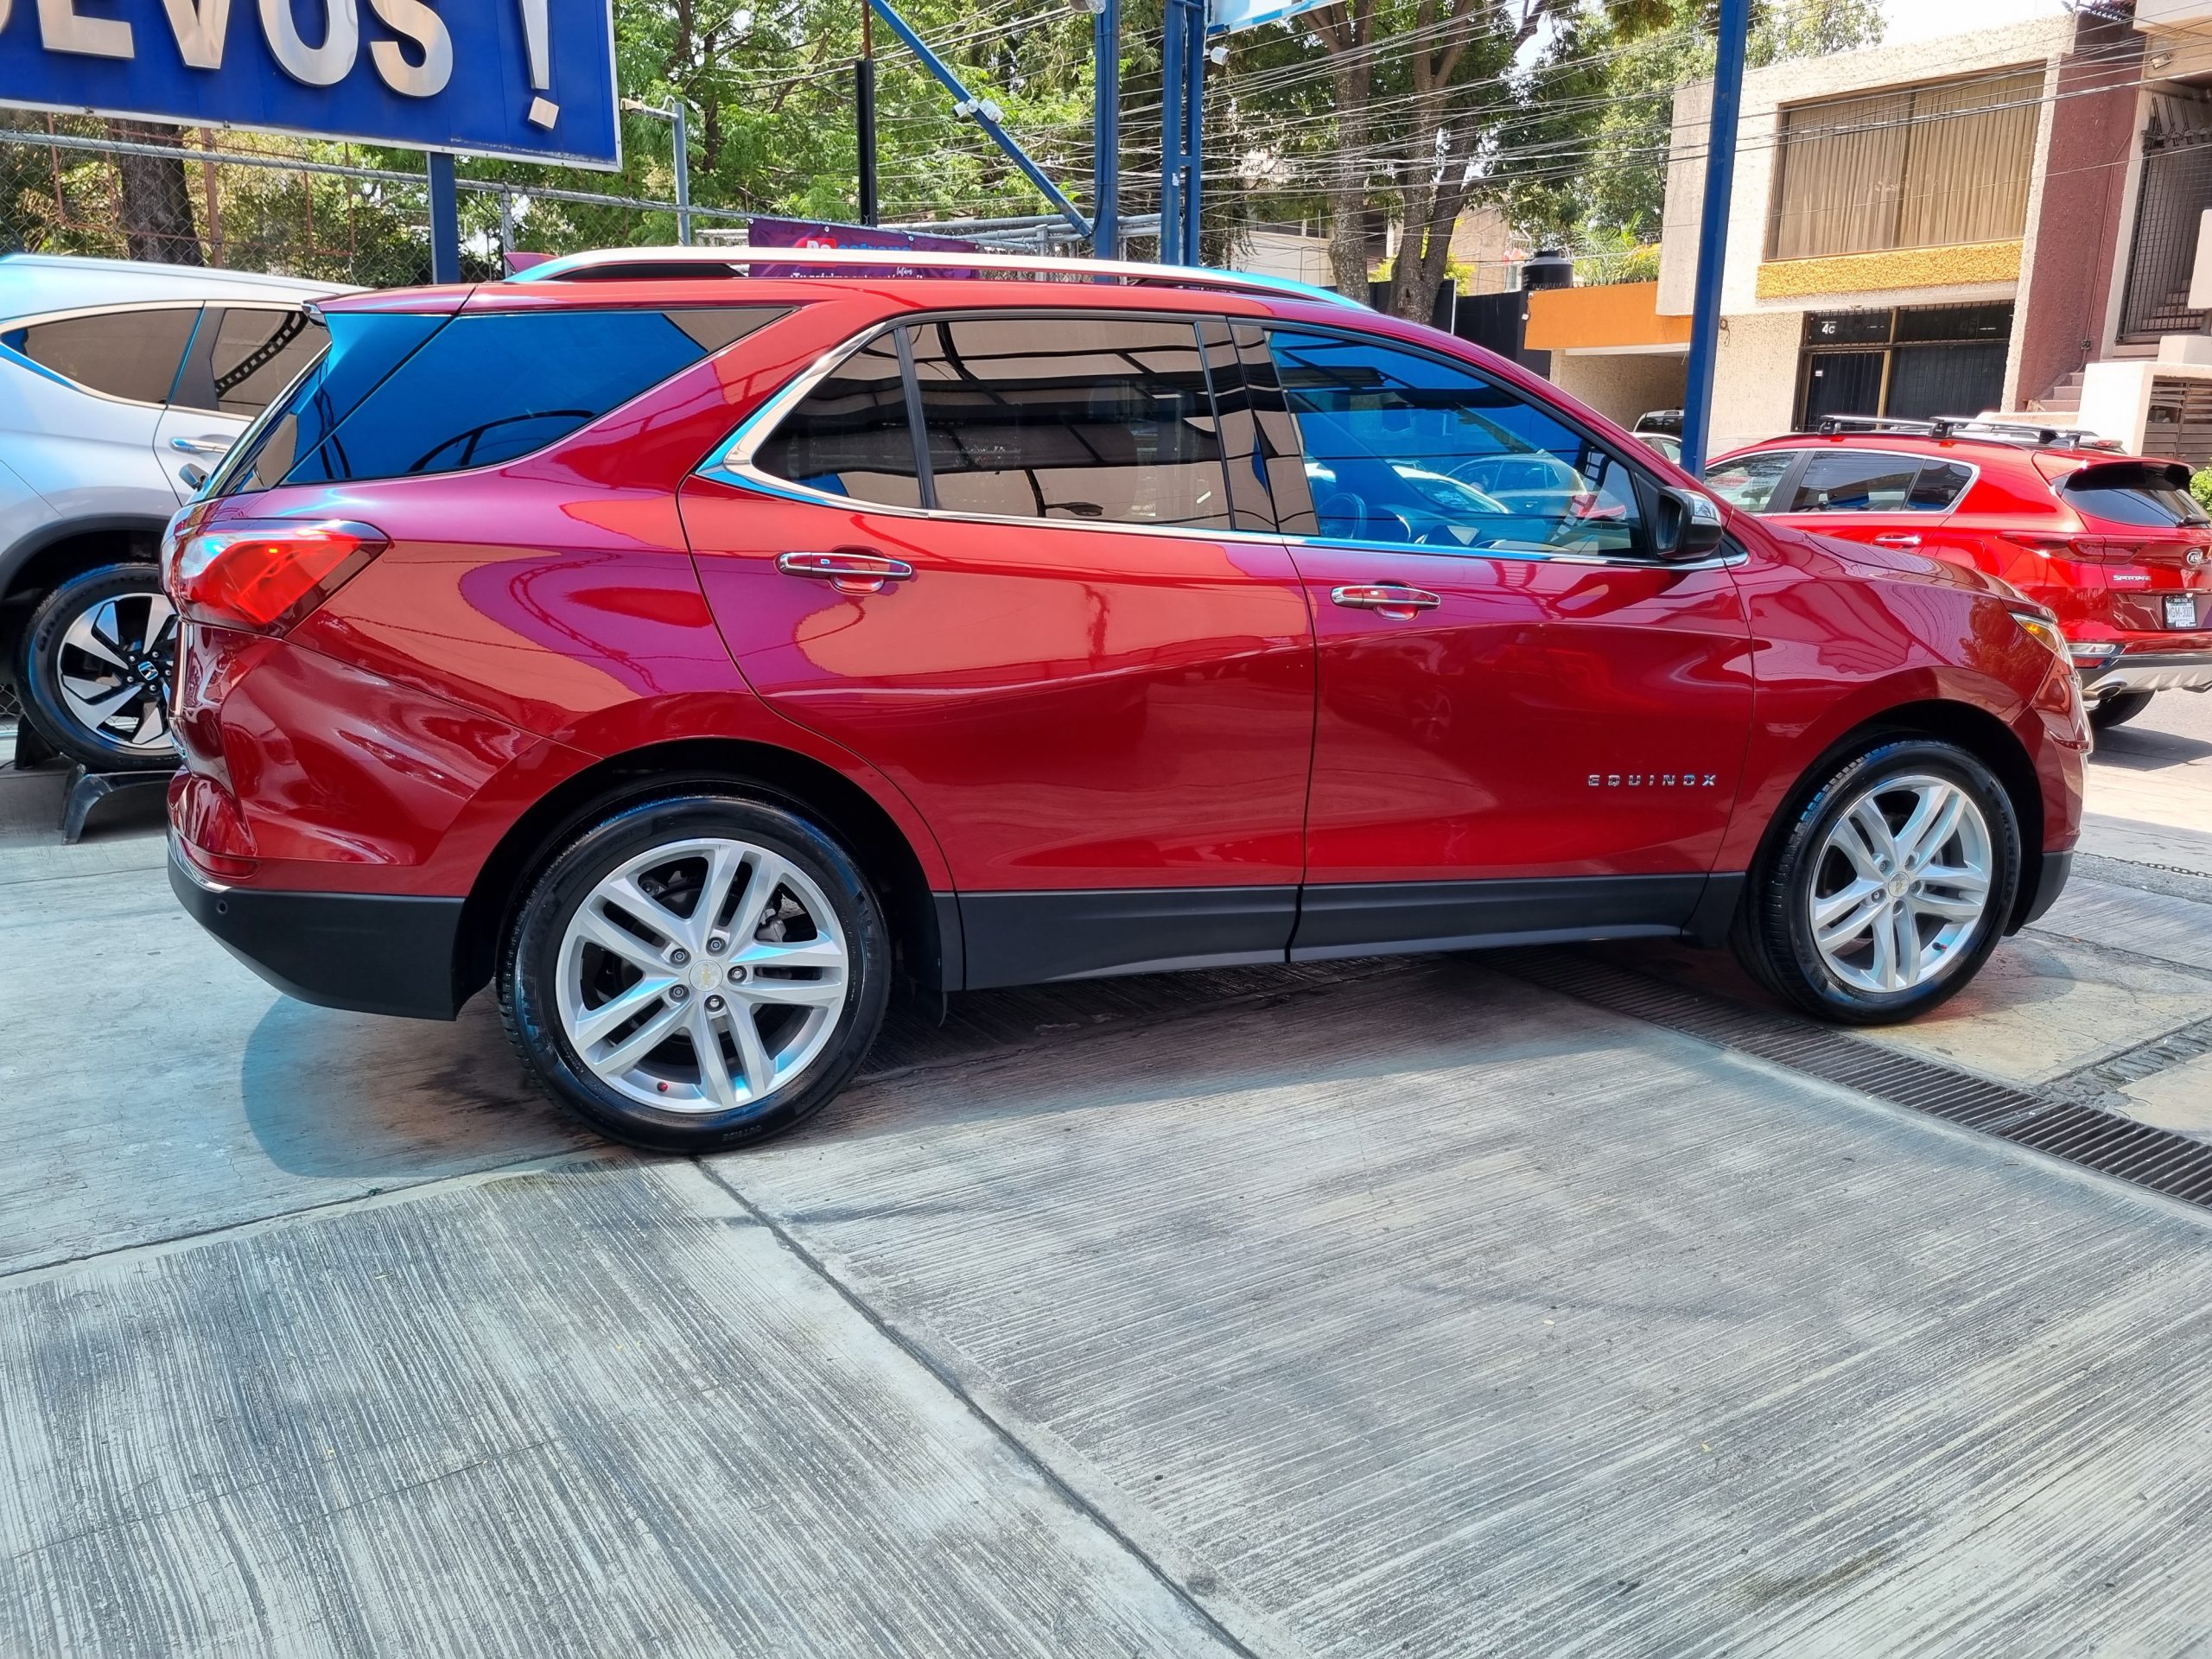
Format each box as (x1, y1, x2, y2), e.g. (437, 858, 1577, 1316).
(163, 251, 2088, 1151)
(1707, 417, 2212, 731)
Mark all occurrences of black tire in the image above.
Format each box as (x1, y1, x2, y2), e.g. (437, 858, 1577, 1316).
(1732, 737, 2021, 1026)
(500, 792, 890, 1153)
(14, 563, 180, 772)
(2088, 690, 2154, 732)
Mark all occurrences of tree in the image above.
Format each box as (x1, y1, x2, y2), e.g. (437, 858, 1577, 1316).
(1508, 0, 1885, 251)
(110, 121, 204, 265)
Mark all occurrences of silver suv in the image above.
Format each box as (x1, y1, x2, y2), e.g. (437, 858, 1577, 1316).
(0, 254, 340, 768)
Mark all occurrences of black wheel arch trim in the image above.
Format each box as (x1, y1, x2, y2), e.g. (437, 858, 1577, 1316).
(0, 513, 170, 597)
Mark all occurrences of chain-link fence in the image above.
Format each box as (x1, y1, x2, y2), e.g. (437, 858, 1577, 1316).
(0, 116, 758, 750)
(0, 112, 745, 284)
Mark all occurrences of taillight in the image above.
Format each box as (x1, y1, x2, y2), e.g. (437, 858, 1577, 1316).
(162, 519, 386, 633)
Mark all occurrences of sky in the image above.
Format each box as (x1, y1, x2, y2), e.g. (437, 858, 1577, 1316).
(1878, 0, 2069, 47)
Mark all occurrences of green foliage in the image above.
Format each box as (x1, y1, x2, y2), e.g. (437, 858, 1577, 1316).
(1510, 0, 1885, 248)
(0, 0, 1881, 287)
(2190, 469, 2212, 513)
(1573, 230, 1661, 284)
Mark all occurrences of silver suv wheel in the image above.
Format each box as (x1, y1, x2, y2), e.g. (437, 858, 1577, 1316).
(553, 836, 852, 1114)
(56, 590, 177, 758)
(1808, 773, 1993, 995)
(16, 563, 181, 772)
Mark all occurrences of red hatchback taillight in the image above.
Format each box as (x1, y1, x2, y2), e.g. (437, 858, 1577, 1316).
(163, 519, 386, 633)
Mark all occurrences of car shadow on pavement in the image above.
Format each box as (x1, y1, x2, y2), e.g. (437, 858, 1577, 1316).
(240, 995, 594, 1179)
(2092, 726, 2212, 771)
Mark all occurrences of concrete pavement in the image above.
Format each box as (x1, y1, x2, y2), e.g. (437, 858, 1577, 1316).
(1, 690, 2209, 1656)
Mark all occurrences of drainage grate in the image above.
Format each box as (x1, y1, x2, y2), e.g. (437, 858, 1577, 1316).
(1497, 950, 2212, 1213)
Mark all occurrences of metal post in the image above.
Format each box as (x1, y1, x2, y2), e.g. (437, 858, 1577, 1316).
(856, 58, 879, 226)
(1159, 0, 1187, 264)
(1181, 3, 1205, 264)
(868, 0, 1091, 237)
(1091, 0, 1119, 258)
(498, 188, 517, 263)
(427, 150, 461, 283)
(1680, 0, 1750, 477)
(671, 101, 694, 245)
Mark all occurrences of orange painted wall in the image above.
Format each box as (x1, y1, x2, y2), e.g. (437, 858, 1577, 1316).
(1523, 283, 1694, 352)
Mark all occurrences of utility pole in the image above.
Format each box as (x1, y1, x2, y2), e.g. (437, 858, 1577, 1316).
(1680, 0, 1750, 476)
(622, 99, 695, 245)
(857, 0, 880, 226)
(1091, 0, 1119, 257)
(1160, 0, 1187, 264)
(1181, 16, 1205, 263)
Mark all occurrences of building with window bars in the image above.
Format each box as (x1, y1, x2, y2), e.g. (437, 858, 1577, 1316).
(1611, 4, 2212, 467)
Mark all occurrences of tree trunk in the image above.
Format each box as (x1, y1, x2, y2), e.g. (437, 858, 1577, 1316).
(1392, 119, 1466, 325)
(109, 121, 203, 265)
(1326, 53, 1374, 298)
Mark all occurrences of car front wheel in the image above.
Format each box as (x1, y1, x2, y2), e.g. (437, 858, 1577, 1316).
(500, 793, 891, 1152)
(15, 563, 180, 772)
(1734, 738, 2020, 1025)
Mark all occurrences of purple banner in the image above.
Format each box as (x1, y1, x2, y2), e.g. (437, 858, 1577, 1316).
(746, 218, 981, 279)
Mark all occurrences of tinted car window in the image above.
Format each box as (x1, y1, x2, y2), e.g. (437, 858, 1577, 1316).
(1266, 328, 1640, 555)
(207, 307, 327, 416)
(5, 306, 198, 404)
(2062, 467, 2211, 528)
(208, 310, 442, 497)
(1784, 452, 1921, 512)
(1906, 459, 1973, 511)
(288, 310, 734, 485)
(753, 333, 922, 508)
(1706, 452, 1796, 511)
(907, 315, 1231, 529)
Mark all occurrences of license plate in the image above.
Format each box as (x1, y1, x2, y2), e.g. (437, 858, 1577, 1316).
(2166, 594, 2200, 629)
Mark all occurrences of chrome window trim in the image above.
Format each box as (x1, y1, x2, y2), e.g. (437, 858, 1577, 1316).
(697, 312, 1749, 573)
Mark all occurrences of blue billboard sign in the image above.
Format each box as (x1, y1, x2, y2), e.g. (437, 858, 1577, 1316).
(0, 0, 620, 170)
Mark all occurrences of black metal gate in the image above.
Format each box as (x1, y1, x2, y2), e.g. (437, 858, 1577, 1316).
(2120, 124, 2212, 339)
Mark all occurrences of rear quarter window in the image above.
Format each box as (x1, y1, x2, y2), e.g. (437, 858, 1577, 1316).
(4, 306, 200, 404)
(215, 306, 785, 495)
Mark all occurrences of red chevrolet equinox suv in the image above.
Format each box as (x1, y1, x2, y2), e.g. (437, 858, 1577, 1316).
(164, 251, 2088, 1151)
(1708, 417, 2212, 731)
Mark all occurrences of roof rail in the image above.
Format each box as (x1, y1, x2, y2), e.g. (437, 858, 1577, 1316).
(1805, 412, 2122, 451)
(507, 245, 1369, 310)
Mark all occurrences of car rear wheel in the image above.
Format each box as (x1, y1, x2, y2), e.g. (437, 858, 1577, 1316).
(500, 793, 891, 1153)
(2088, 690, 2154, 732)
(14, 563, 180, 772)
(1733, 738, 2020, 1025)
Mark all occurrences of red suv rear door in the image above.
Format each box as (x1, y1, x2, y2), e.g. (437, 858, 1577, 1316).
(680, 310, 1318, 988)
(1749, 446, 1976, 563)
(1240, 324, 1753, 957)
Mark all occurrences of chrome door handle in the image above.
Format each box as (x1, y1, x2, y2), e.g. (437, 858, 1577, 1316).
(169, 435, 234, 456)
(778, 550, 916, 594)
(1872, 532, 1921, 549)
(1331, 583, 1442, 619)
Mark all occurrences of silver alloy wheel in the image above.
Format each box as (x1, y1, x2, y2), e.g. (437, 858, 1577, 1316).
(555, 836, 850, 1114)
(1808, 773, 1994, 995)
(57, 592, 178, 756)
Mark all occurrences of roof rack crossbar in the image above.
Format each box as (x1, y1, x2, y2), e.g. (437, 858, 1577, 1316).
(1803, 412, 2120, 449)
(506, 245, 1369, 310)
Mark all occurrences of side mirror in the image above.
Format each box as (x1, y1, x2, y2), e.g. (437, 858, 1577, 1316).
(1653, 486, 1726, 560)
